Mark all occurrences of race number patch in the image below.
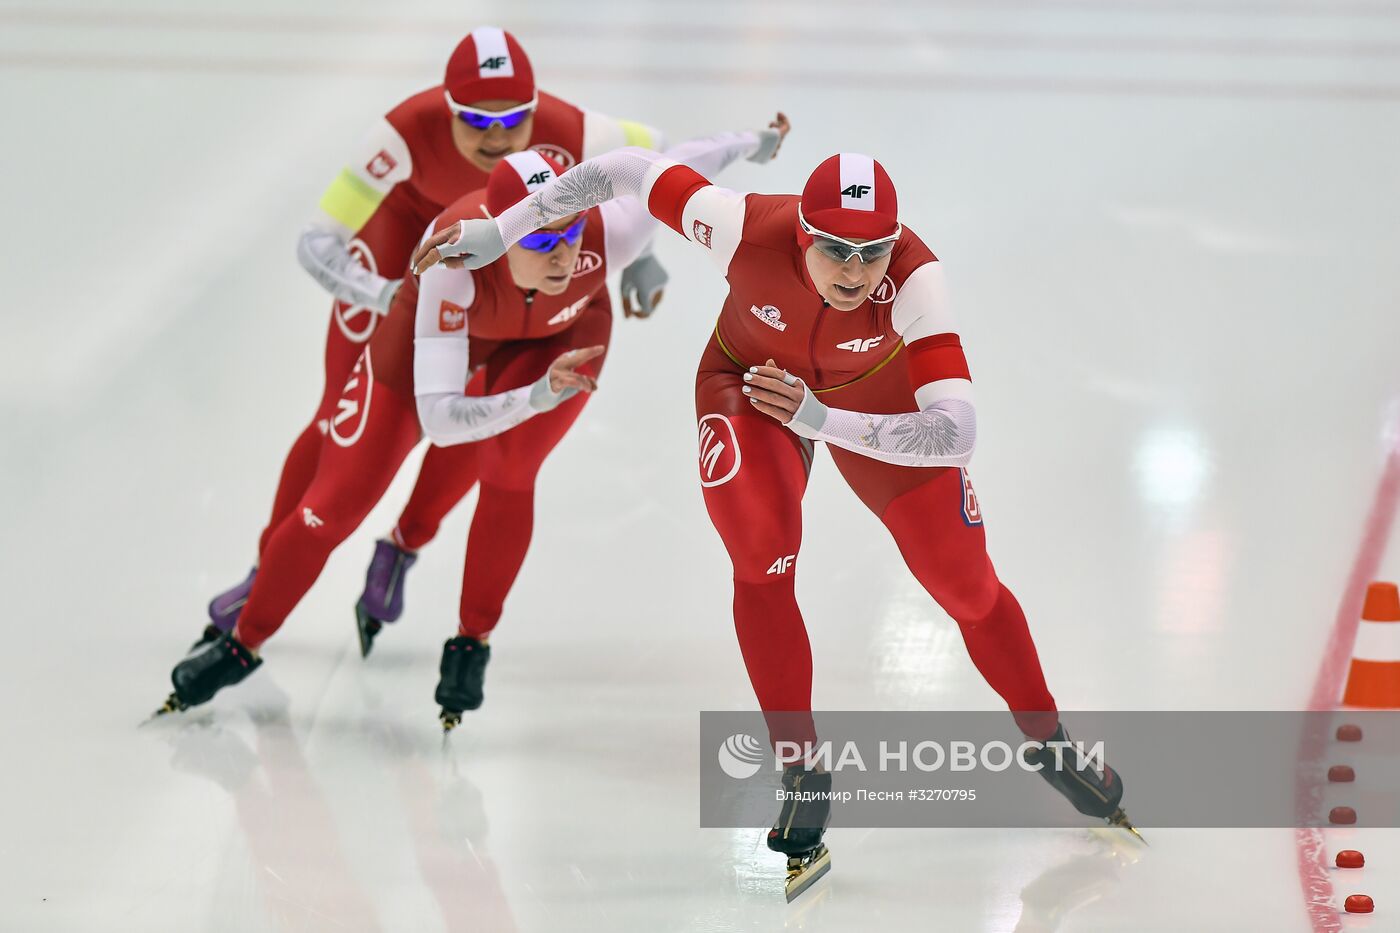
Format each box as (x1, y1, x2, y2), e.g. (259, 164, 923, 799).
(960, 468, 982, 526)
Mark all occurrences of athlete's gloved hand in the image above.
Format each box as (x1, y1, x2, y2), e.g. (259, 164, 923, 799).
(620, 254, 668, 318)
(412, 218, 507, 275)
(748, 112, 791, 164)
(742, 358, 827, 435)
(375, 278, 403, 315)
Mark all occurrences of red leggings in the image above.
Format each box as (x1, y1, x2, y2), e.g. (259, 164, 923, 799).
(236, 305, 611, 649)
(695, 339, 1057, 757)
(256, 196, 431, 557)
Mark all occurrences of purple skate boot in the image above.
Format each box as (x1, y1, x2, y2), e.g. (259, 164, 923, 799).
(194, 567, 256, 650)
(355, 539, 417, 657)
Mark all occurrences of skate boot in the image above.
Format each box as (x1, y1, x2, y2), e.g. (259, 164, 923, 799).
(767, 765, 833, 902)
(1023, 723, 1144, 843)
(195, 566, 256, 650)
(435, 636, 490, 733)
(354, 539, 417, 657)
(155, 632, 263, 716)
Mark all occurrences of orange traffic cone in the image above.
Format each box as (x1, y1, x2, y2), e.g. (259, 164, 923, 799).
(1342, 582, 1400, 708)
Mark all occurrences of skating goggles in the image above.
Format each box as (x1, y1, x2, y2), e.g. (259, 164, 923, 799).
(518, 216, 587, 253)
(798, 206, 901, 264)
(446, 94, 538, 131)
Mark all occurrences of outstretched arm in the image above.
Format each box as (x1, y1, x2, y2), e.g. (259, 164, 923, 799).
(412, 114, 790, 274)
(744, 263, 979, 469)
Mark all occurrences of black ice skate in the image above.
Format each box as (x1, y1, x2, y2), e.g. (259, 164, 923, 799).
(768, 766, 834, 902)
(1023, 724, 1144, 843)
(435, 636, 490, 733)
(154, 632, 263, 716)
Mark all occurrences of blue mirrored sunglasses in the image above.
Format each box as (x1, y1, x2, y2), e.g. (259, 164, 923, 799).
(518, 216, 587, 253)
(456, 108, 531, 131)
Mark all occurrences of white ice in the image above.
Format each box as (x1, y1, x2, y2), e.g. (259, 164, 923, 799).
(3, 0, 1400, 930)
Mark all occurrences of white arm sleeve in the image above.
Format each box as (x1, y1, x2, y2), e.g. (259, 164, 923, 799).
(581, 110, 667, 158)
(296, 227, 400, 313)
(298, 116, 412, 311)
(494, 131, 763, 248)
(411, 261, 571, 446)
(600, 199, 659, 271)
(783, 263, 977, 467)
(785, 390, 977, 468)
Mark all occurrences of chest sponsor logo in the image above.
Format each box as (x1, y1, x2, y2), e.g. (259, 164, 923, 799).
(439, 300, 466, 332)
(836, 336, 884, 353)
(547, 294, 590, 326)
(750, 304, 786, 332)
(871, 275, 897, 304)
(333, 238, 382, 343)
(530, 144, 576, 169)
(366, 149, 398, 180)
(692, 220, 714, 249)
(756, 301, 789, 330)
(698, 413, 742, 487)
(573, 250, 603, 276)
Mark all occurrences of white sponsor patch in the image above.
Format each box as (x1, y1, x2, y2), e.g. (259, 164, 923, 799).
(473, 27, 513, 77)
(839, 153, 877, 212)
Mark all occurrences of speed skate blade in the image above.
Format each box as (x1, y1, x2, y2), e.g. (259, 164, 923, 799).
(1106, 808, 1147, 845)
(784, 845, 831, 903)
(354, 605, 382, 658)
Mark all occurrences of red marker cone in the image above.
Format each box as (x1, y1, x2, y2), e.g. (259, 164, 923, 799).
(1342, 582, 1400, 708)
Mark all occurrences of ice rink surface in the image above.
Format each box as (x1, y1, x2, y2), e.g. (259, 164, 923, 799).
(3, 0, 1400, 929)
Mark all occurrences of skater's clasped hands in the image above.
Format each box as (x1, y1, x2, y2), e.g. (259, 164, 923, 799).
(548, 346, 606, 395)
(743, 359, 806, 424)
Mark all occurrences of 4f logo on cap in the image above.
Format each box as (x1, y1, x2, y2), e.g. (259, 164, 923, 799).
(479, 55, 508, 70)
(841, 184, 871, 198)
(439, 301, 466, 332)
(692, 220, 714, 249)
(527, 170, 552, 185)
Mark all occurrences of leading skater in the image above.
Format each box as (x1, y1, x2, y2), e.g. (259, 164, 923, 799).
(412, 146, 1138, 900)
(202, 26, 672, 656)
(158, 120, 790, 728)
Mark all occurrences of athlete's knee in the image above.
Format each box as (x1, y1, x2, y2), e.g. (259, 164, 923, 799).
(935, 560, 1001, 623)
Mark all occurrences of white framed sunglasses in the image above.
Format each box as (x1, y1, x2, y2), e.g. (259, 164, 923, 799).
(444, 93, 538, 130)
(798, 205, 901, 263)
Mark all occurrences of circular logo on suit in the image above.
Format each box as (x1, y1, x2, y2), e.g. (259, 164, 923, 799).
(333, 238, 382, 343)
(574, 250, 603, 276)
(871, 275, 897, 304)
(530, 143, 576, 169)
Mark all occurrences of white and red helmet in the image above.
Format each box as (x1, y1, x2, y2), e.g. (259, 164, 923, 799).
(799, 153, 899, 241)
(445, 27, 535, 107)
(486, 150, 568, 216)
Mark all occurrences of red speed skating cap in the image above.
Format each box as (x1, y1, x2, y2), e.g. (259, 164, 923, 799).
(486, 150, 567, 216)
(800, 153, 899, 240)
(445, 27, 535, 107)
